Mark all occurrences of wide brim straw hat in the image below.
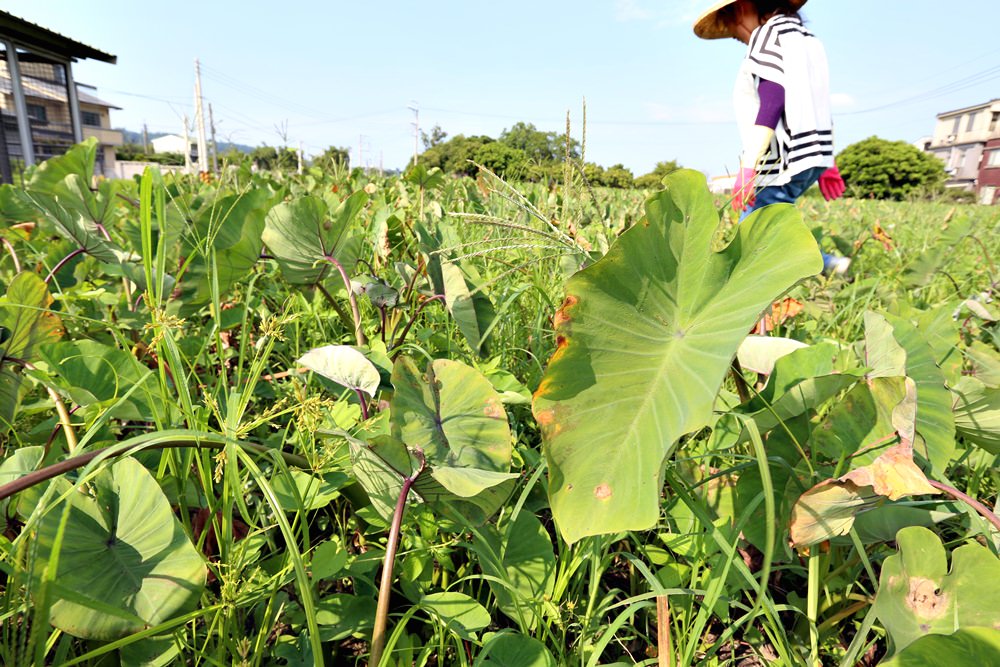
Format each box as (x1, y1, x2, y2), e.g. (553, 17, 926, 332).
(693, 0, 808, 40)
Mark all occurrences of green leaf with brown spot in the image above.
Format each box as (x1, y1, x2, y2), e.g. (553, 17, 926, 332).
(532, 169, 822, 544)
(390, 356, 511, 471)
(873, 526, 1000, 655)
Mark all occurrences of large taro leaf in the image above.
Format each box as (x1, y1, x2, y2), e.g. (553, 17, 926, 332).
(350, 435, 517, 525)
(865, 311, 956, 473)
(789, 439, 938, 547)
(390, 356, 511, 471)
(27, 138, 98, 195)
(479, 632, 558, 667)
(38, 339, 156, 421)
(532, 169, 822, 543)
(880, 628, 1000, 667)
(735, 335, 807, 376)
(179, 188, 276, 305)
(789, 378, 940, 546)
(32, 457, 206, 640)
(442, 261, 497, 354)
(262, 191, 366, 286)
(951, 377, 1000, 455)
(872, 526, 1000, 654)
(472, 511, 556, 630)
(298, 344, 381, 398)
(24, 189, 123, 263)
(419, 592, 491, 641)
(0, 272, 63, 427)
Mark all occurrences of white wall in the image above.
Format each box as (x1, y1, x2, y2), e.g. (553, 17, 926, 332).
(111, 161, 184, 180)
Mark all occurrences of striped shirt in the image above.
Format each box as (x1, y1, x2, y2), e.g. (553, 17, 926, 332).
(734, 13, 835, 186)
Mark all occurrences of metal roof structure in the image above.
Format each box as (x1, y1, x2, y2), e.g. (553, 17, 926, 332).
(0, 11, 118, 181)
(0, 11, 116, 63)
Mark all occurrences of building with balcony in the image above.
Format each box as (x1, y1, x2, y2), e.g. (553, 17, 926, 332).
(924, 99, 1000, 196)
(0, 11, 119, 183)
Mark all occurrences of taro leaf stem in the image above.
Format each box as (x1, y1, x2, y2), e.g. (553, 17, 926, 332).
(0, 431, 309, 502)
(325, 255, 367, 346)
(370, 449, 426, 667)
(390, 295, 445, 355)
(44, 248, 86, 285)
(929, 479, 1000, 534)
(353, 388, 370, 421)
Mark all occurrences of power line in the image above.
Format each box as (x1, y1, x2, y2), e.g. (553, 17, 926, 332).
(839, 63, 1000, 116)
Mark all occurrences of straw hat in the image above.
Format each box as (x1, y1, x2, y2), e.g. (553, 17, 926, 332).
(693, 0, 807, 40)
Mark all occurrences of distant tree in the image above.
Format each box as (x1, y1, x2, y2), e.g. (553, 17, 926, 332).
(837, 137, 946, 200)
(600, 164, 635, 189)
(418, 134, 494, 176)
(115, 142, 146, 161)
(113, 142, 185, 166)
(421, 124, 448, 149)
(313, 145, 350, 171)
(499, 122, 578, 163)
(581, 162, 605, 184)
(635, 160, 682, 189)
(219, 146, 250, 167)
(251, 145, 298, 171)
(473, 142, 529, 178)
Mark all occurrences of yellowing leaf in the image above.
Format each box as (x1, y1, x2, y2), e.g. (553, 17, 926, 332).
(790, 438, 938, 547)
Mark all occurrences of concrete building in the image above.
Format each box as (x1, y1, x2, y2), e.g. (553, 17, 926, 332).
(0, 11, 120, 182)
(979, 138, 1000, 205)
(924, 99, 1000, 198)
(151, 133, 197, 161)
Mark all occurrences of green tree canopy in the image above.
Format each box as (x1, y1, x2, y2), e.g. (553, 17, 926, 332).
(251, 145, 298, 172)
(600, 164, 635, 189)
(417, 134, 494, 176)
(498, 122, 579, 164)
(837, 137, 946, 200)
(313, 145, 351, 171)
(421, 124, 448, 149)
(635, 160, 683, 189)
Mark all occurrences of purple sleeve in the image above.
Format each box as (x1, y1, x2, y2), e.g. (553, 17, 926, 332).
(755, 78, 785, 130)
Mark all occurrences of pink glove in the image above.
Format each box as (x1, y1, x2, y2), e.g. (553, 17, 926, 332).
(732, 167, 756, 212)
(818, 166, 846, 201)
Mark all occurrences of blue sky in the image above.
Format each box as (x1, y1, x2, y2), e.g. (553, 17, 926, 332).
(6, 0, 1000, 176)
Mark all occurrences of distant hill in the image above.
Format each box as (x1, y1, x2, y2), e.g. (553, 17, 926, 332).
(117, 128, 256, 155)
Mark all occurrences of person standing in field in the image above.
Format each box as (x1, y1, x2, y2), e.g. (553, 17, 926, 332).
(694, 0, 850, 275)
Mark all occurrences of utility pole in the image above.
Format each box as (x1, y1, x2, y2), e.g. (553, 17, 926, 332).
(358, 134, 363, 173)
(182, 114, 192, 174)
(142, 122, 149, 154)
(297, 141, 303, 175)
(408, 101, 419, 166)
(208, 103, 218, 173)
(193, 59, 209, 174)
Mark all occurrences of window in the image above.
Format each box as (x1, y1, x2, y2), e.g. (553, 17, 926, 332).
(967, 112, 978, 132)
(988, 150, 1000, 168)
(81, 110, 101, 127)
(990, 112, 1000, 133)
(952, 116, 963, 134)
(26, 104, 47, 122)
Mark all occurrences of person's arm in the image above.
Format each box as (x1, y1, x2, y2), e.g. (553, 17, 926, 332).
(733, 78, 784, 211)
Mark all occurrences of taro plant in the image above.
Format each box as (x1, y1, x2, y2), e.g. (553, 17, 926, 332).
(531, 168, 823, 543)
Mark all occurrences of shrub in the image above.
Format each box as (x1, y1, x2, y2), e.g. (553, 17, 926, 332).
(837, 136, 946, 200)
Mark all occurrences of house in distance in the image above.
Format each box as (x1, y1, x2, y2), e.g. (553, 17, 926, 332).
(924, 98, 1000, 204)
(0, 11, 120, 183)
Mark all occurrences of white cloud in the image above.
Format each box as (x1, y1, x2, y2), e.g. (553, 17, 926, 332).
(830, 92, 856, 109)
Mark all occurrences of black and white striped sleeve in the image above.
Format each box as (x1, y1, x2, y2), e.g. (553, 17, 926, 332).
(746, 20, 785, 84)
